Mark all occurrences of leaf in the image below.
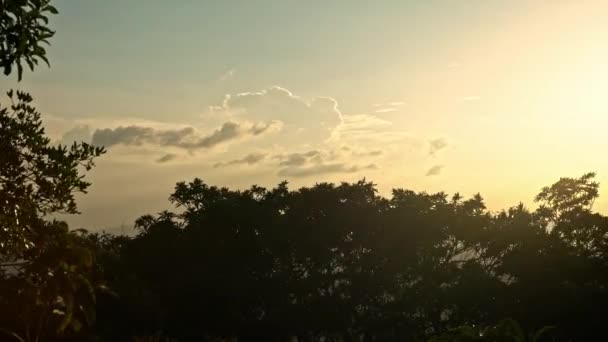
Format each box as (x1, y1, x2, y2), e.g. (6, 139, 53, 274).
(532, 326, 556, 342)
(46, 5, 59, 14)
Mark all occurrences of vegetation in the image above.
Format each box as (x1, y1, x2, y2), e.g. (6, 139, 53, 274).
(85, 175, 604, 341)
(1, 1, 607, 341)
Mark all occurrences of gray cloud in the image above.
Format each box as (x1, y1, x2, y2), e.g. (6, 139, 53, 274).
(276, 150, 321, 167)
(156, 153, 177, 163)
(353, 149, 383, 157)
(426, 165, 444, 176)
(278, 163, 377, 178)
(429, 138, 448, 156)
(214, 153, 267, 168)
(61, 125, 92, 145)
(90, 121, 281, 150)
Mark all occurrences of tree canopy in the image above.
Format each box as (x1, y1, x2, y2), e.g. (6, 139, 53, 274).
(88, 174, 608, 341)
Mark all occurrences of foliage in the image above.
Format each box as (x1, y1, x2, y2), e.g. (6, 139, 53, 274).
(428, 318, 557, 342)
(0, 88, 104, 341)
(0, 90, 105, 263)
(0, 90, 104, 340)
(88, 173, 608, 341)
(0, 0, 58, 80)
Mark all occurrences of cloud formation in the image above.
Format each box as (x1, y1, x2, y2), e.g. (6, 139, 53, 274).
(373, 101, 406, 114)
(157, 153, 177, 163)
(276, 150, 322, 167)
(214, 153, 267, 168)
(214, 86, 343, 133)
(60, 125, 92, 145)
(273, 148, 379, 178)
(278, 163, 377, 178)
(219, 68, 236, 81)
(375, 108, 397, 114)
(426, 165, 444, 176)
(91, 120, 281, 150)
(429, 138, 448, 156)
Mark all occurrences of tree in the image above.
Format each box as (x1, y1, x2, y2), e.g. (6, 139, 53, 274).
(0, 91, 105, 341)
(0, 90, 104, 264)
(0, 0, 58, 80)
(0, 1, 106, 340)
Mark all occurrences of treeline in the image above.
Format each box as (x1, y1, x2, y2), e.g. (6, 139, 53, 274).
(82, 174, 604, 341)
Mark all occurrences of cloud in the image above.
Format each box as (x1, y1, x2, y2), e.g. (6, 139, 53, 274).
(219, 68, 236, 81)
(353, 150, 383, 157)
(90, 120, 282, 150)
(429, 138, 448, 156)
(214, 153, 267, 168)
(373, 101, 406, 107)
(60, 125, 92, 145)
(372, 101, 406, 114)
(375, 108, 397, 114)
(215, 86, 343, 132)
(276, 150, 321, 167)
(272, 147, 380, 178)
(156, 153, 177, 163)
(278, 163, 377, 178)
(426, 165, 444, 176)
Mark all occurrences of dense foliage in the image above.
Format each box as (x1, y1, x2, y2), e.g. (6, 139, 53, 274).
(0, 90, 105, 341)
(0, 0, 57, 80)
(87, 174, 608, 341)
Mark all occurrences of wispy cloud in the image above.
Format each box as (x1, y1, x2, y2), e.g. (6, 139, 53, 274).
(91, 120, 282, 150)
(375, 107, 398, 114)
(60, 125, 91, 145)
(429, 138, 448, 156)
(219, 68, 236, 81)
(278, 163, 377, 178)
(373, 101, 406, 107)
(372, 101, 406, 114)
(156, 153, 177, 163)
(214, 153, 267, 168)
(276, 150, 321, 167)
(426, 165, 444, 176)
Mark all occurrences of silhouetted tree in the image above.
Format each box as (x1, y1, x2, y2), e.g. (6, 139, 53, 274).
(90, 172, 608, 341)
(0, 0, 57, 80)
(0, 2, 106, 340)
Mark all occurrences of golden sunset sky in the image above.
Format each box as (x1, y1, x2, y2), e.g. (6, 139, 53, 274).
(1, 0, 607, 230)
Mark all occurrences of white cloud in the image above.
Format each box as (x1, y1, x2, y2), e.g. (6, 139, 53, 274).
(375, 108, 398, 114)
(215, 86, 343, 132)
(219, 68, 236, 81)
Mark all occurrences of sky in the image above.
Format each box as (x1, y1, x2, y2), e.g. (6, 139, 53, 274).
(2, 0, 608, 232)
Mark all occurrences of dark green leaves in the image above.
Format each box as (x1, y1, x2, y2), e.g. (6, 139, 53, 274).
(0, 0, 58, 80)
